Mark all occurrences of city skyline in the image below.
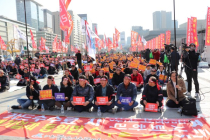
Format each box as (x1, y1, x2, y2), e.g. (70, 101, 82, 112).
(0, 0, 209, 40)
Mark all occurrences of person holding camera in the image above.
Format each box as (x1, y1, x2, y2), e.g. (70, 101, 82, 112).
(182, 43, 199, 97)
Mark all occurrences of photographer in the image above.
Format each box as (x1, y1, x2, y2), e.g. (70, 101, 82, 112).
(182, 43, 199, 97)
(170, 47, 180, 71)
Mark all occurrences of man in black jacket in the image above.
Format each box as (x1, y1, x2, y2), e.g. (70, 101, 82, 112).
(70, 64, 79, 84)
(38, 67, 48, 79)
(38, 76, 59, 111)
(93, 75, 116, 113)
(11, 76, 41, 109)
(8, 63, 18, 78)
(75, 50, 82, 68)
(0, 70, 9, 92)
(145, 69, 159, 84)
(15, 55, 21, 66)
(112, 67, 125, 89)
(182, 43, 199, 97)
(70, 75, 94, 112)
(141, 76, 163, 110)
(170, 47, 180, 71)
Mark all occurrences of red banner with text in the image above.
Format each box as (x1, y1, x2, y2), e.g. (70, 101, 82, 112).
(205, 7, 210, 46)
(0, 112, 210, 140)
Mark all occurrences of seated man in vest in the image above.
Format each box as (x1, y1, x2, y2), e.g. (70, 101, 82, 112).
(0, 70, 9, 92)
(166, 71, 188, 113)
(131, 68, 144, 91)
(94, 75, 116, 113)
(38, 76, 59, 111)
(70, 75, 94, 112)
(141, 76, 163, 110)
(115, 74, 138, 111)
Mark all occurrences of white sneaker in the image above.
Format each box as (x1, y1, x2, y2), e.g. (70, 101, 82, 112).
(133, 107, 136, 112)
(177, 108, 182, 113)
(89, 107, 93, 113)
(185, 92, 191, 96)
(194, 93, 199, 98)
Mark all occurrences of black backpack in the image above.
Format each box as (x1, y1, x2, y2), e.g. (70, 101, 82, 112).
(181, 97, 198, 116)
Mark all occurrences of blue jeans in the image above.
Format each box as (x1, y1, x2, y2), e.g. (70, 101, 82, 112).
(32, 73, 38, 77)
(115, 101, 138, 111)
(17, 99, 32, 109)
(38, 74, 47, 79)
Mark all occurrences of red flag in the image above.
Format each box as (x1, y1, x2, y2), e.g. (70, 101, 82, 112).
(165, 30, 171, 45)
(30, 29, 37, 49)
(100, 39, 104, 48)
(71, 45, 74, 52)
(108, 38, 113, 52)
(57, 39, 62, 52)
(60, 0, 70, 30)
(191, 17, 199, 48)
(95, 27, 99, 48)
(205, 7, 210, 46)
(131, 31, 138, 47)
(158, 35, 161, 49)
(115, 28, 120, 47)
(0, 36, 7, 51)
(113, 34, 117, 48)
(40, 37, 46, 51)
(137, 35, 142, 51)
(160, 34, 165, 49)
(186, 18, 191, 46)
(105, 35, 108, 47)
(64, 12, 73, 44)
(52, 35, 57, 52)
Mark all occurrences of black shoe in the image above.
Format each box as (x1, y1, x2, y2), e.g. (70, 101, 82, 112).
(11, 105, 20, 109)
(49, 106, 54, 111)
(37, 106, 41, 110)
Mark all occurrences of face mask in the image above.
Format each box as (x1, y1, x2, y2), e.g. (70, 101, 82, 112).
(191, 47, 195, 51)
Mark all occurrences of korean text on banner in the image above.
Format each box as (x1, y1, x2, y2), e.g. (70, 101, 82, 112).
(39, 90, 52, 100)
(120, 97, 131, 105)
(54, 93, 65, 101)
(94, 78, 100, 84)
(96, 97, 108, 105)
(205, 7, 210, 46)
(73, 96, 85, 105)
(149, 59, 157, 65)
(145, 103, 158, 112)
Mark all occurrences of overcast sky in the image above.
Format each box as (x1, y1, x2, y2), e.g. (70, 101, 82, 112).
(0, 0, 209, 39)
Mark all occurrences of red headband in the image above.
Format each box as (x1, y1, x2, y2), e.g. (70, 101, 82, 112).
(100, 78, 107, 81)
(124, 76, 131, 80)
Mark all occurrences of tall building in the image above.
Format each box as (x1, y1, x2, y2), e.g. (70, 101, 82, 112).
(16, 0, 44, 31)
(43, 9, 53, 29)
(153, 11, 175, 30)
(132, 26, 149, 37)
(92, 23, 98, 33)
(127, 37, 131, 46)
(120, 32, 126, 47)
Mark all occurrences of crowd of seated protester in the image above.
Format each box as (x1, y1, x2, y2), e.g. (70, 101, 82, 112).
(0, 52, 187, 114)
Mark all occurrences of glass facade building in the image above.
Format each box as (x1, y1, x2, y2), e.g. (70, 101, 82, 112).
(16, 0, 43, 31)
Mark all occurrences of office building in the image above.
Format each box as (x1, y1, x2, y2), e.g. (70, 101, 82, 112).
(0, 16, 36, 55)
(43, 9, 53, 30)
(127, 37, 131, 46)
(92, 23, 98, 33)
(36, 30, 61, 52)
(153, 11, 177, 30)
(16, 0, 44, 31)
(120, 32, 126, 47)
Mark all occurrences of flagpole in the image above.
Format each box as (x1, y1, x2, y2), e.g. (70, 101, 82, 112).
(23, 0, 31, 75)
(85, 20, 88, 62)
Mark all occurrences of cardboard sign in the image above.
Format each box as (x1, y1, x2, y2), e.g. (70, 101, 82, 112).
(159, 74, 164, 81)
(39, 90, 52, 100)
(149, 59, 157, 65)
(55, 93, 65, 101)
(164, 76, 168, 81)
(31, 64, 35, 68)
(96, 97, 108, 105)
(84, 65, 92, 71)
(145, 103, 158, 112)
(39, 64, 45, 67)
(120, 97, 131, 105)
(138, 65, 146, 71)
(103, 67, 109, 73)
(109, 73, 114, 79)
(20, 65, 24, 70)
(131, 81, 138, 86)
(73, 96, 85, 105)
(94, 78, 100, 84)
(15, 74, 22, 80)
(91, 69, 95, 74)
(157, 61, 163, 66)
(130, 61, 138, 68)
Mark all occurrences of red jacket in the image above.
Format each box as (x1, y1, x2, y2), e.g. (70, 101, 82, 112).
(152, 51, 160, 61)
(131, 73, 144, 85)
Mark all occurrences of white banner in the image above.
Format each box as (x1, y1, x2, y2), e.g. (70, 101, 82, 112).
(81, 19, 86, 35)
